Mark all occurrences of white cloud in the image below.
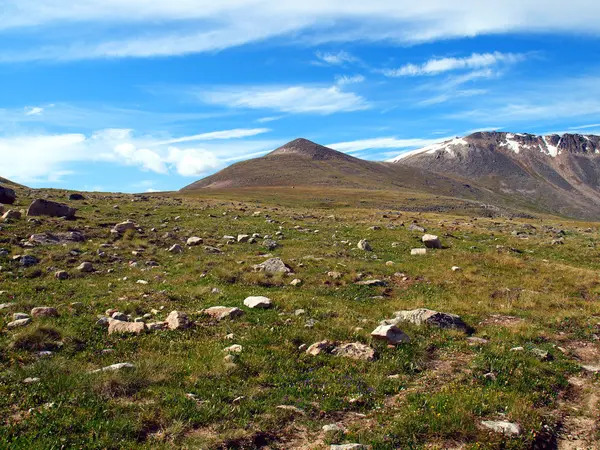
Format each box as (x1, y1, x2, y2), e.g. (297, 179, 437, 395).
(315, 50, 358, 66)
(198, 85, 368, 114)
(152, 128, 270, 146)
(24, 106, 44, 116)
(569, 123, 600, 130)
(256, 116, 284, 123)
(328, 136, 452, 154)
(335, 74, 365, 85)
(382, 52, 526, 77)
(0, 126, 277, 183)
(2, 1, 599, 61)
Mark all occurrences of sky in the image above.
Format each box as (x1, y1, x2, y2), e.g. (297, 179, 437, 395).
(1, 1, 600, 193)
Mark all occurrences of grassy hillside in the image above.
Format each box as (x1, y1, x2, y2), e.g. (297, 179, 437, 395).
(0, 188, 599, 449)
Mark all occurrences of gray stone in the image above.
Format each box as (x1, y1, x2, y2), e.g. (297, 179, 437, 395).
(410, 248, 427, 255)
(330, 444, 369, 450)
(332, 342, 376, 361)
(0, 186, 16, 205)
(306, 340, 335, 356)
(356, 279, 387, 287)
(237, 234, 250, 243)
(12, 312, 29, 320)
(203, 306, 245, 321)
(112, 220, 137, 234)
(357, 239, 372, 251)
(2, 210, 21, 221)
(77, 262, 94, 272)
(55, 270, 69, 280)
(253, 257, 293, 274)
(20, 255, 39, 267)
(422, 234, 442, 249)
(27, 199, 76, 219)
(168, 244, 183, 253)
(31, 307, 58, 318)
(481, 420, 521, 436)
(384, 308, 470, 332)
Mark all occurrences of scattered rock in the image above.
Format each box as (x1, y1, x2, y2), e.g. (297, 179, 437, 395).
(223, 344, 243, 354)
(237, 234, 250, 243)
(0, 186, 16, 205)
(168, 244, 183, 253)
(290, 278, 302, 286)
(54, 270, 69, 280)
(357, 239, 372, 251)
(481, 420, 521, 436)
(203, 306, 245, 321)
(356, 279, 387, 287)
(27, 199, 76, 219)
(187, 237, 203, 246)
(69, 193, 85, 201)
(323, 423, 346, 433)
(7, 318, 31, 329)
(165, 311, 192, 330)
(253, 257, 293, 274)
(451, 266, 462, 272)
(263, 239, 278, 250)
(276, 405, 305, 415)
(111, 220, 137, 234)
(332, 342, 376, 361)
(23, 377, 40, 384)
(108, 319, 146, 335)
(581, 364, 600, 374)
(77, 262, 94, 272)
(306, 340, 336, 356)
(410, 248, 427, 255)
(371, 324, 410, 345)
(147, 322, 168, 331)
(31, 307, 58, 318)
(383, 308, 470, 332)
(13, 313, 29, 320)
(20, 255, 39, 267)
(2, 210, 21, 221)
(422, 234, 442, 249)
(330, 444, 368, 450)
(467, 337, 489, 345)
(244, 296, 273, 309)
(89, 362, 136, 374)
(409, 223, 426, 232)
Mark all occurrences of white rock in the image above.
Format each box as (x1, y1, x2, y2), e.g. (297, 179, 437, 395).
(481, 420, 521, 436)
(223, 344, 243, 354)
(89, 362, 136, 374)
(186, 237, 203, 246)
(411, 248, 427, 255)
(357, 239, 372, 251)
(371, 324, 410, 345)
(243, 296, 273, 309)
(422, 234, 442, 249)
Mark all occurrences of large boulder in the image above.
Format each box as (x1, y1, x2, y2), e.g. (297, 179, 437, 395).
(2, 210, 21, 221)
(0, 186, 16, 205)
(27, 199, 76, 219)
(383, 308, 471, 333)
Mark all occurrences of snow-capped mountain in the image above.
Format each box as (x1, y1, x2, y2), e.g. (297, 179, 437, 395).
(389, 132, 600, 162)
(390, 131, 600, 220)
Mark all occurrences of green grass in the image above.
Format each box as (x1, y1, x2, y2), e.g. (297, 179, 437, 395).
(0, 187, 599, 449)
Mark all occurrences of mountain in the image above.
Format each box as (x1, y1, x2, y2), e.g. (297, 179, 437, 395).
(390, 131, 600, 220)
(181, 138, 480, 197)
(0, 176, 25, 188)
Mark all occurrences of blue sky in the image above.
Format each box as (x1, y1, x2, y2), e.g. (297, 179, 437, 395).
(1, 1, 600, 192)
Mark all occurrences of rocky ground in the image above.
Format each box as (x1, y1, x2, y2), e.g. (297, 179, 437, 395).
(0, 187, 599, 449)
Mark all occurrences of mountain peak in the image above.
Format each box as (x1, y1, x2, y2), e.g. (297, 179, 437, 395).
(268, 138, 352, 161)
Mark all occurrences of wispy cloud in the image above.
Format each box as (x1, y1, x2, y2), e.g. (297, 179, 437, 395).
(24, 106, 44, 116)
(328, 136, 452, 154)
(315, 50, 358, 66)
(568, 123, 600, 130)
(1, 2, 599, 61)
(335, 74, 365, 85)
(152, 128, 270, 146)
(382, 52, 526, 77)
(196, 85, 369, 114)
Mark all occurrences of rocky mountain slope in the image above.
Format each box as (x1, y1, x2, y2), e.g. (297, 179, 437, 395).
(182, 138, 483, 200)
(391, 132, 600, 220)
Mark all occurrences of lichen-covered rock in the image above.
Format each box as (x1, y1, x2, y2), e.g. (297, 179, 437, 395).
(383, 308, 470, 332)
(31, 307, 59, 318)
(332, 342, 376, 361)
